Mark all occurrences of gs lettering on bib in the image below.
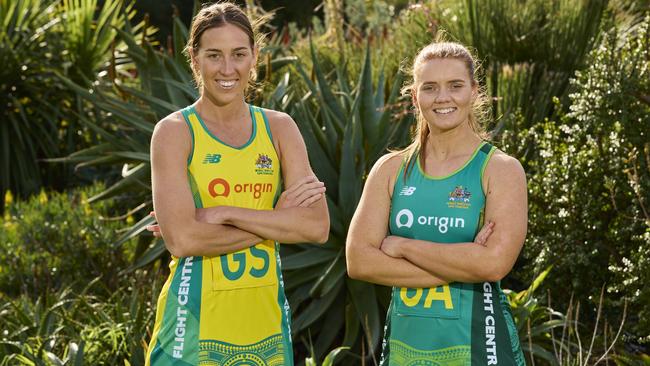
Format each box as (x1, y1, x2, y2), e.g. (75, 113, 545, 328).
(211, 242, 278, 291)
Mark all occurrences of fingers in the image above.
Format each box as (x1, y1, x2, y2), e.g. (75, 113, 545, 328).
(474, 221, 494, 246)
(293, 182, 326, 205)
(284, 175, 318, 195)
(147, 211, 161, 236)
(146, 224, 162, 237)
(299, 191, 325, 207)
(279, 178, 326, 208)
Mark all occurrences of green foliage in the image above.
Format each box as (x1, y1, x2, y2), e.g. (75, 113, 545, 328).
(0, 0, 152, 203)
(432, 0, 608, 137)
(0, 0, 65, 198)
(271, 41, 412, 364)
(0, 274, 159, 365)
(0, 184, 133, 297)
(520, 15, 650, 339)
(505, 267, 566, 365)
(305, 346, 350, 366)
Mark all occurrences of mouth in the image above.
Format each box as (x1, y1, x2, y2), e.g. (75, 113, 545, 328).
(216, 79, 238, 90)
(433, 107, 457, 115)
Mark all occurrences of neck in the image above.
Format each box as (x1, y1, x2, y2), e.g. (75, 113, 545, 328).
(195, 95, 248, 125)
(424, 122, 481, 161)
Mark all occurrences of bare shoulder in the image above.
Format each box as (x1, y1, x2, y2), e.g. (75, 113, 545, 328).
(369, 152, 406, 196)
(152, 111, 187, 138)
(486, 149, 525, 176)
(261, 108, 298, 136)
(484, 149, 526, 192)
(151, 111, 191, 152)
(372, 152, 404, 177)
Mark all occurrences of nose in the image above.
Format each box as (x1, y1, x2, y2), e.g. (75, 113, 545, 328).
(221, 56, 235, 76)
(434, 88, 451, 103)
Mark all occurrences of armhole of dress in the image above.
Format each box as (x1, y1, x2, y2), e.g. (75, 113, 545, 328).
(257, 106, 275, 146)
(390, 158, 407, 200)
(479, 142, 496, 196)
(180, 107, 196, 166)
(257, 106, 283, 206)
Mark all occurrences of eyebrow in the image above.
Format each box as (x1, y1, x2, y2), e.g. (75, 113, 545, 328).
(421, 79, 467, 85)
(204, 47, 250, 53)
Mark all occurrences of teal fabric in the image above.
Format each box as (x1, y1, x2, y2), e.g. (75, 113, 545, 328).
(380, 142, 525, 365)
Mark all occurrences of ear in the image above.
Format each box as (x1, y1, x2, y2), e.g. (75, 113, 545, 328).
(189, 48, 199, 68)
(471, 83, 478, 100)
(411, 87, 418, 108)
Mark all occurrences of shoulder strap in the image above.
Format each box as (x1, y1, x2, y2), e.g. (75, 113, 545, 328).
(476, 141, 496, 189)
(180, 105, 197, 165)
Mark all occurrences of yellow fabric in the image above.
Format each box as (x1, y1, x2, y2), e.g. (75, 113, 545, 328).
(187, 106, 281, 344)
(146, 104, 285, 364)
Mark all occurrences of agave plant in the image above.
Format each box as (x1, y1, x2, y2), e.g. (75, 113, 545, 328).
(1, 0, 64, 201)
(0, 0, 151, 206)
(264, 40, 413, 364)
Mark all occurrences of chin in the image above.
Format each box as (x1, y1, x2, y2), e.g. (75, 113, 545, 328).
(204, 88, 244, 106)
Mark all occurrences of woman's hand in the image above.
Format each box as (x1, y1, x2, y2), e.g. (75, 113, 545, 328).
(474, 221, 494, 246)
(275, 175, 326, 209)
(146, 211, 162, 237)
(380, 236, 405, 258)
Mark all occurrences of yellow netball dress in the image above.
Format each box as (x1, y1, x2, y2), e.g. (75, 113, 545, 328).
(146, 104, 292, 365)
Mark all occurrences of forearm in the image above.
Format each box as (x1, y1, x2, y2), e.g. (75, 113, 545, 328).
(347, 244, 448, 288)
(221, 206, 328, 244)
(164, 220, 263, 257)
(399, 238, 497, 282)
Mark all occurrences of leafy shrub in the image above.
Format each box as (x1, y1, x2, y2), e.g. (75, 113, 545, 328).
(0, 273, 159, 365)
(518, 16, 650, 340)
(0, 184, 134, 297)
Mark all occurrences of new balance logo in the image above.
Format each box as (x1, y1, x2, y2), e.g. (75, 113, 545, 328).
(400, 186, 417, 196)
(203, 154, 222, 164)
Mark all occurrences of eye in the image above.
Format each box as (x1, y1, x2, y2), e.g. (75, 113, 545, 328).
(235, 52, 246, 58)
(451, 83, 463, 89)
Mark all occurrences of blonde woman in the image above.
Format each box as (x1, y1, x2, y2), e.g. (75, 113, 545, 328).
(346, 42, 527, 365)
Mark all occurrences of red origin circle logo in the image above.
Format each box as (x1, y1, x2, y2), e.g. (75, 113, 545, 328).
(208, 178, 230, 198)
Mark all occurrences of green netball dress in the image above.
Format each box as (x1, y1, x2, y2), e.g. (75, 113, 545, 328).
(381, 142, 525, 366)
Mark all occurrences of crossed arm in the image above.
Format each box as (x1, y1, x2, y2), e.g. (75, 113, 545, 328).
(345, 151, 527, 288)
(150, 111, 329, 258)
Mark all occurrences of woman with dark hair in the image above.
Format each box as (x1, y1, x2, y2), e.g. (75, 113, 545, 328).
(346, 41, 527, 365)
(145, 2, 329, 364)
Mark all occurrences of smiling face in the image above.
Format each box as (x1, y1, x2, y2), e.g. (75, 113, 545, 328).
(413, 57, 477, 134)
(191, 23, 257, 106)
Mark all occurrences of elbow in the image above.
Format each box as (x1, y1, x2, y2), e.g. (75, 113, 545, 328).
(346, 263, 363, 280)
(162, 229, 197, 258)
(480, 270, 506, 283)
(307, 217, 330, 244)
(477, 254, 513, 282)
(313, 223, 330, 244)
(164, 237, 192, 258)
(345, 246, 366, 280)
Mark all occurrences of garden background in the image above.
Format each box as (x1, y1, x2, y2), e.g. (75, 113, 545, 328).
(1, 0, 649, 364)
